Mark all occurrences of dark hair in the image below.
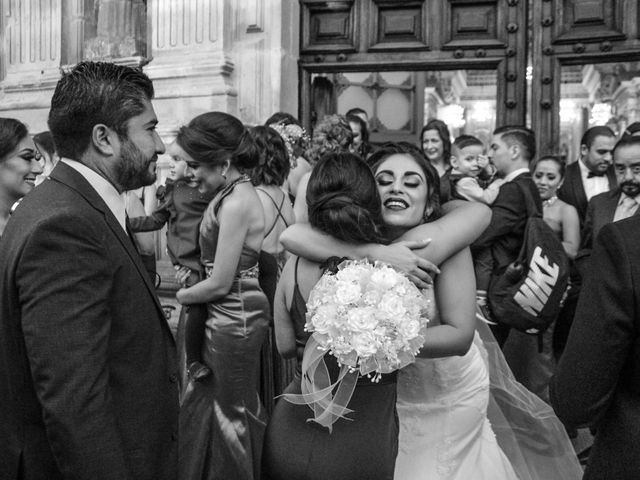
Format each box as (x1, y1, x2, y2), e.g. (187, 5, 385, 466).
(176, 112, 259, 170)
(624, 121, 640, 137)
(420, 119, 452, 166)
(307, 153, 386, 244)
(0, 118, 29, 161)
(346, 114, 369, 144)
(581, 125, 615, 148)
(493, 125, 536, 162)
(48, 61, 154, 160)
(612, 134, 640, 157)
(33, 131, 56, 157)
(346, 107, 367, 119)
(305, 114, 353, 164)
(453, 134, 483, 151)
(264, 112, 301, 128)
(368, 141, 441, 221)
(532, 155, 566, 178)
(248, 126, 290, 186)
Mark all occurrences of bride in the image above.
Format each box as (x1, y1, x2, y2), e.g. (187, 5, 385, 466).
(281, 142, 582, 479)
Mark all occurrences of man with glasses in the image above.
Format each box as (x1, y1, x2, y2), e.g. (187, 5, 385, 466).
(576, 135, 640, 274)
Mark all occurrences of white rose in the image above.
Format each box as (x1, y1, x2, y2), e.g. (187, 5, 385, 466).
(346, 307, 378, 332)
(396, 317, 421, 340)
(370, 267, 400, 290)
(362, 288, 382, 306)
(309, 304, 339, 334)
(379, 291, 407, 318)
(335, 281, 361, 305)
(351, 331, 379, 358)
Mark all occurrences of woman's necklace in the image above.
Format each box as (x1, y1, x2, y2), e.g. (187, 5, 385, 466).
(543, 195, 558, 208)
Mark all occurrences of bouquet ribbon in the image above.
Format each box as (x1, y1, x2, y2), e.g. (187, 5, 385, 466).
(282, 334, 358, 432)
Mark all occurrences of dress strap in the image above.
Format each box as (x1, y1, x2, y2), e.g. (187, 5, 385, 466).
(256, 187, 291, 238)
(213, 175, 251, 217)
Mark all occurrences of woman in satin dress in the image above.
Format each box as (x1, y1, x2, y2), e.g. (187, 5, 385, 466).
(176, 112, 270, 480)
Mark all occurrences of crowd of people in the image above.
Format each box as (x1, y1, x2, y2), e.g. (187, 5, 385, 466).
(0, 60, 638, 480)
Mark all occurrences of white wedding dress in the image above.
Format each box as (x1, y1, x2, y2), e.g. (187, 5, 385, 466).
(394, 290, 583, 480)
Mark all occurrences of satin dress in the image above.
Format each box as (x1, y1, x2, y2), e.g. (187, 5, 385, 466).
(179, 178, 270, 480)
(262, 258, 399, 480)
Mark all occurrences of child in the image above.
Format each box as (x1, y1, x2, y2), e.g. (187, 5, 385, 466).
(129, 154, 215, 382)
(449, 135, 504, 319)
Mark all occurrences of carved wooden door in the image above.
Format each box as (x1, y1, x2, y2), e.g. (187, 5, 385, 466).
(298, 0, 529, 144)
(531, 0, 640, 157)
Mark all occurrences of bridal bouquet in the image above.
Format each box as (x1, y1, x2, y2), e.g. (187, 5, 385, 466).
(284, 259, 431, 431)
(306, 259, 431, 379)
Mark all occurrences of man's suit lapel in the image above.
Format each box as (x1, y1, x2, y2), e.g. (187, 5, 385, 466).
(48, 163, 172, 339)
(569, 164, 588, 213)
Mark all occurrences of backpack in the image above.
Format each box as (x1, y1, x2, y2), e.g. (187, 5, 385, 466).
(488, 182, 569, 335)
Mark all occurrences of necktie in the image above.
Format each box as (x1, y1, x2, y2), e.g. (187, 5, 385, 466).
(614, 196, 638, 222)
(587, 170, 606, 178)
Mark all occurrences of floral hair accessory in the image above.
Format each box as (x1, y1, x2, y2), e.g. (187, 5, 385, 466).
(283, 259, 431, 431)
(270, 122, 310, 169)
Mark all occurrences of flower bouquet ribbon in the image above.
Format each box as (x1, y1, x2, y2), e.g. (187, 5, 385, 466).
(283, 259, 432, 432)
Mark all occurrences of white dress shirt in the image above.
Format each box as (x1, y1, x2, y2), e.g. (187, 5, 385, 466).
(61, 158, 127, 232)
(578, 159, 610, 201)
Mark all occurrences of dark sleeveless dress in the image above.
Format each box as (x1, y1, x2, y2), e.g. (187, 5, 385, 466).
(179, 177, 270, 480)
(262, 258, 399, 480)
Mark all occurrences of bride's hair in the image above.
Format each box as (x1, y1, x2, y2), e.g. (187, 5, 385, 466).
(307, 153, 386, 244)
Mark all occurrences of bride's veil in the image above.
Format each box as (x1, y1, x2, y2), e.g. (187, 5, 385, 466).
(475, 318, 583, 480)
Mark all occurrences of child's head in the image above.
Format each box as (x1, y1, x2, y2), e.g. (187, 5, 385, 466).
(451, 135, 485, 177)
(166, 142, 189, 180)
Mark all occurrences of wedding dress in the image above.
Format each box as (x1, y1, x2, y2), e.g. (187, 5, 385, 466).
(395, 289, 583, 480)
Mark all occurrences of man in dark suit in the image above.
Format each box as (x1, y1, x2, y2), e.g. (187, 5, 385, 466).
(551, 213, 640, 480)
(0, 62, 178, 480)
(472, 125, 541, 346)
(577, 135, 640, 275)
(558, 125, 617, 227)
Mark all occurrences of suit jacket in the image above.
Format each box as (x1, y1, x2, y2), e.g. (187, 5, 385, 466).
(575, 188, 640, 278)
(557, 161, 616, 227)
(0, 162, 178, 480)
(472, 172, 541, 278)
(550, 216, 640, 479)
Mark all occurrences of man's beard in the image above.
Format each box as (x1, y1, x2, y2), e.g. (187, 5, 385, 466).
(620, 180, 640, 198)
(116, 138, 156, 191)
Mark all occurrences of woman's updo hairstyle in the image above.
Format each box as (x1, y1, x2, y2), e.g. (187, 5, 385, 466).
(307, 152, 386, 244)
(176, 111, 259, 170)
(305, 114, 353, 165)
(248, 125, 290, 187)
(368, 141, 442, 221)
(0, 118, 29, 161)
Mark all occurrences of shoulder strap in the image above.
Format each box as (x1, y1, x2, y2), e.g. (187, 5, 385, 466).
(513, 177, 542, 218)
(256, 187, 291, 237)
(294, 256, 301, 286)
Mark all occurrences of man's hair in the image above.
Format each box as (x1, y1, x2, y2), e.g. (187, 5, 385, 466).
(453, 134, 483, 151)
(48, 61, 155, 160)
(493, 125, 536, 162)
(346, 107, 367, 119)
(0, 118, 29, 161)
(580, 125, 615, 149)
(612, 134, 640, 157)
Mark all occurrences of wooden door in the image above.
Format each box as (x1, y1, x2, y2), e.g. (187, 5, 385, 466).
(298, 0, 529, 144)
(531, 0, 640, 157)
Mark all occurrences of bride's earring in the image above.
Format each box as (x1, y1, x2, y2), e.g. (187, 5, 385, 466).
(221, 167, 227, 180)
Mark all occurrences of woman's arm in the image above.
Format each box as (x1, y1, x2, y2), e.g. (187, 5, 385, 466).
(280, 224, 434, 287)
(281, 200, 490, 271)
(293, 172, 311, 223)
(397, 201, 491, 265)
(273, 257, 297, 359)
(176, 195, 249, 304)
(417, 247, 476, 358)
(560, 204, 580, 259)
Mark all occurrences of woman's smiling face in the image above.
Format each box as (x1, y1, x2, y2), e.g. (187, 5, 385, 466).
(375, 153, 429, 232)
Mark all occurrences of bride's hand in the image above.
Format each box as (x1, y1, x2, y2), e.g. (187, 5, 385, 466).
(370, 239, 439, 288)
